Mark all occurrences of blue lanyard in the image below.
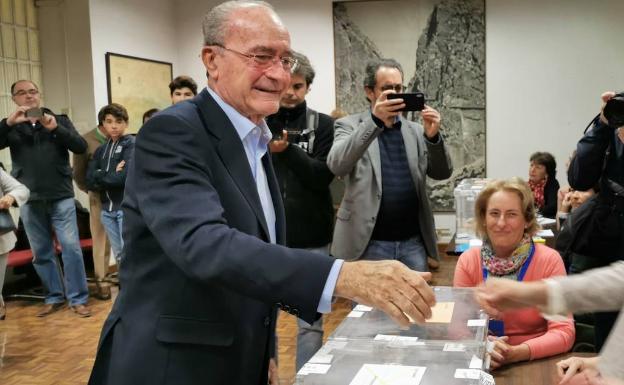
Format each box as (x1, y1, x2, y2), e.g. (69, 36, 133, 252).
(482, 242, 535, 281)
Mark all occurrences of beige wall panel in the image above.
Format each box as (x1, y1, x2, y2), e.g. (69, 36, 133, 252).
(15, 27, 28, 60)
(31, 63, 41, 87)
(4, 61, 17, 86)
(17, 62, 29, 79)
(1, 25, 16, 58)
(12, 0, 25, 26)
(28, 29, 38, 60)
(25, 0, 35, 28)
(0, 0, 13, 23)
(0, 62, 5, 93)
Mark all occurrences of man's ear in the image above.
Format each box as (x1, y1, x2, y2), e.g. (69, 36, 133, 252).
(202, 46, 219, 80)
(364, 86, 375, 103)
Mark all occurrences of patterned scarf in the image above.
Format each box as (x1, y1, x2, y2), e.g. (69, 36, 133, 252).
(528, 178, 546, 209)
(481, 235, 533, 280)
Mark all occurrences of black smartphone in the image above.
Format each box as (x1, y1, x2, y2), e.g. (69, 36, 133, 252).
(25, 107, 44, 119)
(387, 92, 425, 111)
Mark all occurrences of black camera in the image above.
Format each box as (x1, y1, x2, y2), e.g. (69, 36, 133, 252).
(604, 92, 624, 128)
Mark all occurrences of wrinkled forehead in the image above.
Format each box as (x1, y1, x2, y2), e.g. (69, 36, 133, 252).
(13, 80, 37, 91)
(225, 7, 291, 53)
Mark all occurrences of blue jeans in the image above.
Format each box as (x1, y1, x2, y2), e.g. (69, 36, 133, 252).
(360, 234, 429, 272)
(296, 244, 329, 371)
(101, 209, 124, 264)
(20, 198, 88, 305)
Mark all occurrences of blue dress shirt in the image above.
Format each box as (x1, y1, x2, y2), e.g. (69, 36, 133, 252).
(206, 87, 342, 313)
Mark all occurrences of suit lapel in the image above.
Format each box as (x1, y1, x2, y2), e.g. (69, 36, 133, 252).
(361, 113, 382, 189)
(192, 90, 271, 241)
(262, 154, 285, 245)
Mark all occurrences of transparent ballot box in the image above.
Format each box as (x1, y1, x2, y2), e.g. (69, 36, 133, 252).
(295, 338, 492, 385)
(454, 178, 490, 241)
(329, 287, 488, 344)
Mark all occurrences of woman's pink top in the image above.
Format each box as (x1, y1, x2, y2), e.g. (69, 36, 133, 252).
(454, 243, 575, 360)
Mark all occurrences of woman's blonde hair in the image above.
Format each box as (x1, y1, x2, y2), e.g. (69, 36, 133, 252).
(474, 177, 539, 238)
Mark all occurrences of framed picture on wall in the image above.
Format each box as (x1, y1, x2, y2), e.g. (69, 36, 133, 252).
(105, 53, 173, 134)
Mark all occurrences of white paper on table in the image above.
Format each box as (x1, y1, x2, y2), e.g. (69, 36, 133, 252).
(347, 310, 364, 318)
(538, 217, 556, 226)
(374, 334, 424, 346)
(298, 363, 331, 375)
(353, 304, 373, 312)
(467, 319, 487, 327)
(349, 364, 426, 385)
(469, 354, 483, 369)
(443, 342, 466, 352)
(317, 339, 348, 356)
(469, 238, 483, 247)
(536, 229, 554, 237)
(454, 368, 481, 379)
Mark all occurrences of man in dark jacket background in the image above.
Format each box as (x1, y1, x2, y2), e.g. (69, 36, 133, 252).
(567, 90, 624, 351)
(266, 51, 335, 370)
(0, 79, 91, 317)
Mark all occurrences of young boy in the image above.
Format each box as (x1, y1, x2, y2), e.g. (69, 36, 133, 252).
(169, 75, 197, 104)
(87, 103, 135, 266)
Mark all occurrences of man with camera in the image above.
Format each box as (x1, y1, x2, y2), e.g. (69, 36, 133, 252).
(0, 80, 91, 317)
(266, 51, 335, 371)
(567, 91, 624, 350)
(327, 58, 452, 271)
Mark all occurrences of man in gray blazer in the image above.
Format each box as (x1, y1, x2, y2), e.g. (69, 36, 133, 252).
(327, 58, 452, 271)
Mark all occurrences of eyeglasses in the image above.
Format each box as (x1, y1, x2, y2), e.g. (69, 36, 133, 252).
(379, 84, 405, 93)
(210, 43, 298, 72)
(12, 89, 39, 97)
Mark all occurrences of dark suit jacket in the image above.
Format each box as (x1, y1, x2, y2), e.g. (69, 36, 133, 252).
(88, 89, 335, 385)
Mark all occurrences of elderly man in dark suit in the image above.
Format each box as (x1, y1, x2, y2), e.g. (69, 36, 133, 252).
(88, 2, 436, 385)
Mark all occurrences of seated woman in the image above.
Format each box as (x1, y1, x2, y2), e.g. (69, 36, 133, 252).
(557, 188, 597, 230)
(529, 152, 560, 218)
(454, 177, 575, 369)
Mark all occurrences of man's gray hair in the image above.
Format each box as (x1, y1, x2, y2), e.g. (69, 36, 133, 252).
(202, 1, 275, 45)
(363, 58, 404, 88)
(292, 51, 315, 86)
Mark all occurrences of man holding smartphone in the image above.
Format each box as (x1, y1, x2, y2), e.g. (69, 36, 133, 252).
(0, 80, 91, 317)
(327, 58, 452, 272)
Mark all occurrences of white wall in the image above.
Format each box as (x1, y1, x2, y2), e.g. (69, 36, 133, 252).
(38, 0, 96, 133)
(486, 0, 624, 187)
(89, 0, 180, 120)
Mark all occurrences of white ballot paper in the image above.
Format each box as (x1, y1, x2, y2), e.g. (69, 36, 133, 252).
(349, 364, 426, 385)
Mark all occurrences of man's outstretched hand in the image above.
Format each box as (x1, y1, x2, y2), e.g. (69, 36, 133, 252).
(334, 260, 435, 327)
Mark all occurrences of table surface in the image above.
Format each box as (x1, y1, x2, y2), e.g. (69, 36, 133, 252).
(494, 352, 596, 385)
